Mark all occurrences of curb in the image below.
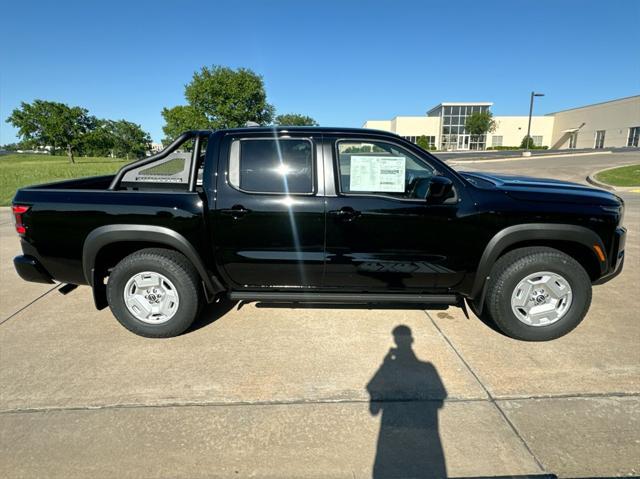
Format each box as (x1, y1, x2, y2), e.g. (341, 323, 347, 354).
(586, 173, 615, 191)
(586, 164, 640, 192)
(448, 151, 612, 165)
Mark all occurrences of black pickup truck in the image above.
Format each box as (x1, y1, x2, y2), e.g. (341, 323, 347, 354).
(12, 127, 626, 340)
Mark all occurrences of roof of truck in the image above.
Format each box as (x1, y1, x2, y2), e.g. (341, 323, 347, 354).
(214, 126, 400, 136)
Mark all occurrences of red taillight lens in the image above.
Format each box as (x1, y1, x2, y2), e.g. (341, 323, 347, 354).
(12, 205, 30, 235)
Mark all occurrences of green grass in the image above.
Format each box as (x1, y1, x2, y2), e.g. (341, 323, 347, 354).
(595, 164, 640, 187)
(0, 153, 129, 205)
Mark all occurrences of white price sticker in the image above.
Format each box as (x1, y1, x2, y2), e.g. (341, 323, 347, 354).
(349, 156, 406, 193)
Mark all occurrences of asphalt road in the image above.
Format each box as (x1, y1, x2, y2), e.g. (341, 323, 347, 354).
(436, 146, 640, 162)
(445, 149, 638, 182)
(0, 151, 638, 478)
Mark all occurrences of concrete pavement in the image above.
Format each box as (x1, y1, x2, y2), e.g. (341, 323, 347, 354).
(1, 152, 639, 478)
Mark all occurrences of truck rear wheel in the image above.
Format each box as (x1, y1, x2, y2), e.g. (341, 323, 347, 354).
(484, 247, 592, 341)
(106, 248, 202, 338)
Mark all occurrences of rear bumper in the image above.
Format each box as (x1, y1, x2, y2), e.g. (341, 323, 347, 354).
(14, 255, 55, 284)
(593, 226, 626, 285)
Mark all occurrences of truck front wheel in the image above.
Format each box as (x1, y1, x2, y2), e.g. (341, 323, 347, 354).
(484, 246, 592, 341)
(106, 248, 202, 338)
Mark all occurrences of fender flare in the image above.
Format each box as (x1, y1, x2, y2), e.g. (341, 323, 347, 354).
(470, 223, 606, 306)
(83, 224, 225, 299)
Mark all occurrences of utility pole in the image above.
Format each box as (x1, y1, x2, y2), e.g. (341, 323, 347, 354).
(524, 91, 545, 156)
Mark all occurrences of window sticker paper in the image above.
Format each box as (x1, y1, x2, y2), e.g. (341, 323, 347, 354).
(349, 156, 406, 192)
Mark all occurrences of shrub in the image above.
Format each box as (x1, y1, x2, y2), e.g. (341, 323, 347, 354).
(486, 145, 548, 151)
(416, 136, 437, 151)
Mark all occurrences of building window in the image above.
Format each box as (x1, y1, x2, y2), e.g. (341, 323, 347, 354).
(532, 136, 543, 147)
(229, 138, 314, 194)
(404, 136, 436, 148)
(439, 104, 490, 150)
(594, 130, 605, 149)
(569, 132, 578, 149)
(628, 127, 639, 147)
(491, 135, 503, 147)
(469, 135, 486, 150)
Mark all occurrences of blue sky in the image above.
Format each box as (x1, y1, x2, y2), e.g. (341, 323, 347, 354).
(1, 0, 638, 144)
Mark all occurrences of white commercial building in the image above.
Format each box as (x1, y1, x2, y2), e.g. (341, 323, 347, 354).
(363, 95, 640, 151)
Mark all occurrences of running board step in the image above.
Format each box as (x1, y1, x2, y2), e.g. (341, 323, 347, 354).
(228, 292, 458, 304)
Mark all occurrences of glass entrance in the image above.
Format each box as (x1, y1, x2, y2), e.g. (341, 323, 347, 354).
(595, 130, 605, 149)
(457, 134, 470, 150)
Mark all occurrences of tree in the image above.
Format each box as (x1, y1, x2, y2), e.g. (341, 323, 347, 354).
(161, 105, 208, 145)
(274, 113, 318, 126)
(520, 136, 535, 149)
(1, 140, 32, 152)
(465, 111, 497, 136)
(6, 100, 94, 163)
(162, 65, 274, 142)
(79, 118, 115, 157)
(80, 119, 151, 158)
(416, 136, 435, 151)
(110, 120, 152, 159)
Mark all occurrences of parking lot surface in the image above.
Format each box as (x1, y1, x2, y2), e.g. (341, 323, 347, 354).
(1, 151, 639, 478)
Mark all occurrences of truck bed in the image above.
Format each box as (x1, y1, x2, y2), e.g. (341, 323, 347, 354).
(22, 175, 116, 191)
(13, 179, 209, 286)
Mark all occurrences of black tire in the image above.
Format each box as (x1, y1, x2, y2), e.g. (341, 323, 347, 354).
(468, 301, 502, 334)
(484, 246, 592, 341)
(107, 248, 203, 338)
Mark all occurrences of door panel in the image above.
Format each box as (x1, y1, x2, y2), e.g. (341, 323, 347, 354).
(212, 134, 325, 288)
(324, 197, 464, 291)
(323, 137, 469, 292)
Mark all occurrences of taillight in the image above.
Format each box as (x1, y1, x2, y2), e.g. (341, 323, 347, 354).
(12, 205, 30, 235)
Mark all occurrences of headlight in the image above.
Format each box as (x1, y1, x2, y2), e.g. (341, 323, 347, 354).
(601, 204, 624, 226)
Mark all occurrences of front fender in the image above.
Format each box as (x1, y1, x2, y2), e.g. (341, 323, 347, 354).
(470, 223, 606, 308)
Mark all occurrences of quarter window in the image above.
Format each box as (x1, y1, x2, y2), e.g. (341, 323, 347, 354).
(336, 140, 435, 199)
(120, 137, 197, 189)
(229, 138, 313, 194)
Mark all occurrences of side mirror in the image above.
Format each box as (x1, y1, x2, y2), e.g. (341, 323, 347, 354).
(426, 176, 454, 204)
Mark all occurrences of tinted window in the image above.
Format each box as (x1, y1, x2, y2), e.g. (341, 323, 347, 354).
(337, 140, 435, 199)
(229, 139, 313, 194)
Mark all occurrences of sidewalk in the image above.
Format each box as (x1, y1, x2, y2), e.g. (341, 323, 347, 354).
(1, 196, 638, 478)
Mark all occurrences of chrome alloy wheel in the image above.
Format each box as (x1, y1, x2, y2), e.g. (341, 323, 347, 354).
(510, 271, 573, 327)
(123, 271, 180, 324)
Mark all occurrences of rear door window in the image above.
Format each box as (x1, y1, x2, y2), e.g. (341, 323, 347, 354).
(229, 138, 314, 194)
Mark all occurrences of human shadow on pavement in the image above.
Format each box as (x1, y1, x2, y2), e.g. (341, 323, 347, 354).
(367, 325, 448, 478)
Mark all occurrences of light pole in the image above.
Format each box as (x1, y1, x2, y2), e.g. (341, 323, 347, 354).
(524, 91, 544, 155)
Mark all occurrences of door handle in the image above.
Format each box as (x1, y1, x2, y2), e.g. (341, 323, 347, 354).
(221, 205, 252, 219)
(330, 206, 360, 221)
